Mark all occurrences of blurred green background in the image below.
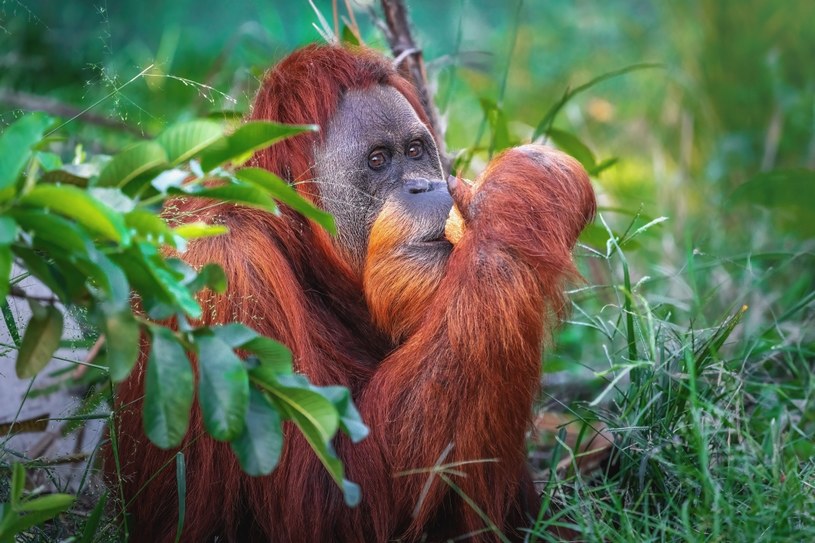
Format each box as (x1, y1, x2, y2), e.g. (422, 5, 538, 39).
(2, 0, 813, 232)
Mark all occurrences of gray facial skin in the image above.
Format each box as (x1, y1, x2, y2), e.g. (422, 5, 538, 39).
(312, 85, 450, 271)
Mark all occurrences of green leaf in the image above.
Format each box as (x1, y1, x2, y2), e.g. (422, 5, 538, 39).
(16, 493, 75, 512)
(185, 263, 227, 294)
(11, 247, 68, 299)
(96, 141, 169, 189)
(19, 185, 130, 245)
(11, 210, 89, 254)
(172, 183, 278, 214)
(10, 463, 24, 505)
(211, 323, 260, 348)
(143, 326, 194, 449)
(315, 385, 369, 443)
(125, 209, 176, 246)
(0, 113, 53, 193)
(589, 157, 618, 176)
(199, 121, 317, 172)
(79, 492, 107, 543)
(157, 120, 224, 165)
(264, 377, 351, 497)
(173, 221, 229, 240)
(34, 151, 63, 171)
(0, 215, 17, 244)
(103, 309, 141, 382)
(16, 302, 63, 379)
(546, 128, 597, 171)
(235, 168, 336, 234)
(230, 388, 283, 475)
(196, 333, 250, 441)
(135, 242, 202, 318)
(243, 336, 293, 376)
(341, 25, 360, 46)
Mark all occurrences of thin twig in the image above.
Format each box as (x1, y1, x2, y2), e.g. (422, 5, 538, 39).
(9, 285, 59, 304)
(0, 89, 145, 137)
(379, 0, 450, 173)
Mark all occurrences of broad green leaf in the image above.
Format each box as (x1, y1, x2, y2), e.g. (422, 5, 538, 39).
(185, 263, 227, 294)
(196, 333, 249, 441)
(265, 380, 355, 502)
(12, 247, 68, 299)
(19, 185, 130, 245)
(96, 141, 168, 189)
(546, 128, 597, 172)
(230, 388, 283, 475)
(199, 121, 317, 172)
(157, 120, 224, 165)
(143, 326, 194, 449)
(0, 113, 53, 193)
(315, 385, 369, 443)
(270, 377, 339, 443)
(11, 211, 88, 254)
(16, 302, 63, 378)
(211, 323, 260, 348)
(244, 336, 293, 376)
(172, 183, 278, 213)
(0, 215, 17, 244)
(103, 309, 141, 382)
(135, 242, 202, 318)
(173, 221, 229, 240)
(84, 246, 131, 308)
(34, 151, 63, 171)
(125, 209, 176, 246)
(235, 168, 336, 234)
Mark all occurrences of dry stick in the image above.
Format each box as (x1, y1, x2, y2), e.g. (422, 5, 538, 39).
(0, 89, 145, 138)
(379, 0, 451, 173)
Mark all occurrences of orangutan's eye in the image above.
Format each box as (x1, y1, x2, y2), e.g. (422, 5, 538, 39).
(368, 149, 390, 170)
(407, 140, 424, 159)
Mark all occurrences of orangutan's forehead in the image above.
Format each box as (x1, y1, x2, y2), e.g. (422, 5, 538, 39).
(329, 86, 426, 145)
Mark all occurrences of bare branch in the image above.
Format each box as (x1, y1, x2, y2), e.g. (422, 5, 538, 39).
(380, 0, 450, 172)
(0, 89, 146, 137)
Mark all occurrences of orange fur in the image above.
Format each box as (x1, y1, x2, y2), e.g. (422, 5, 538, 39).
(105, 44, 595, 543)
